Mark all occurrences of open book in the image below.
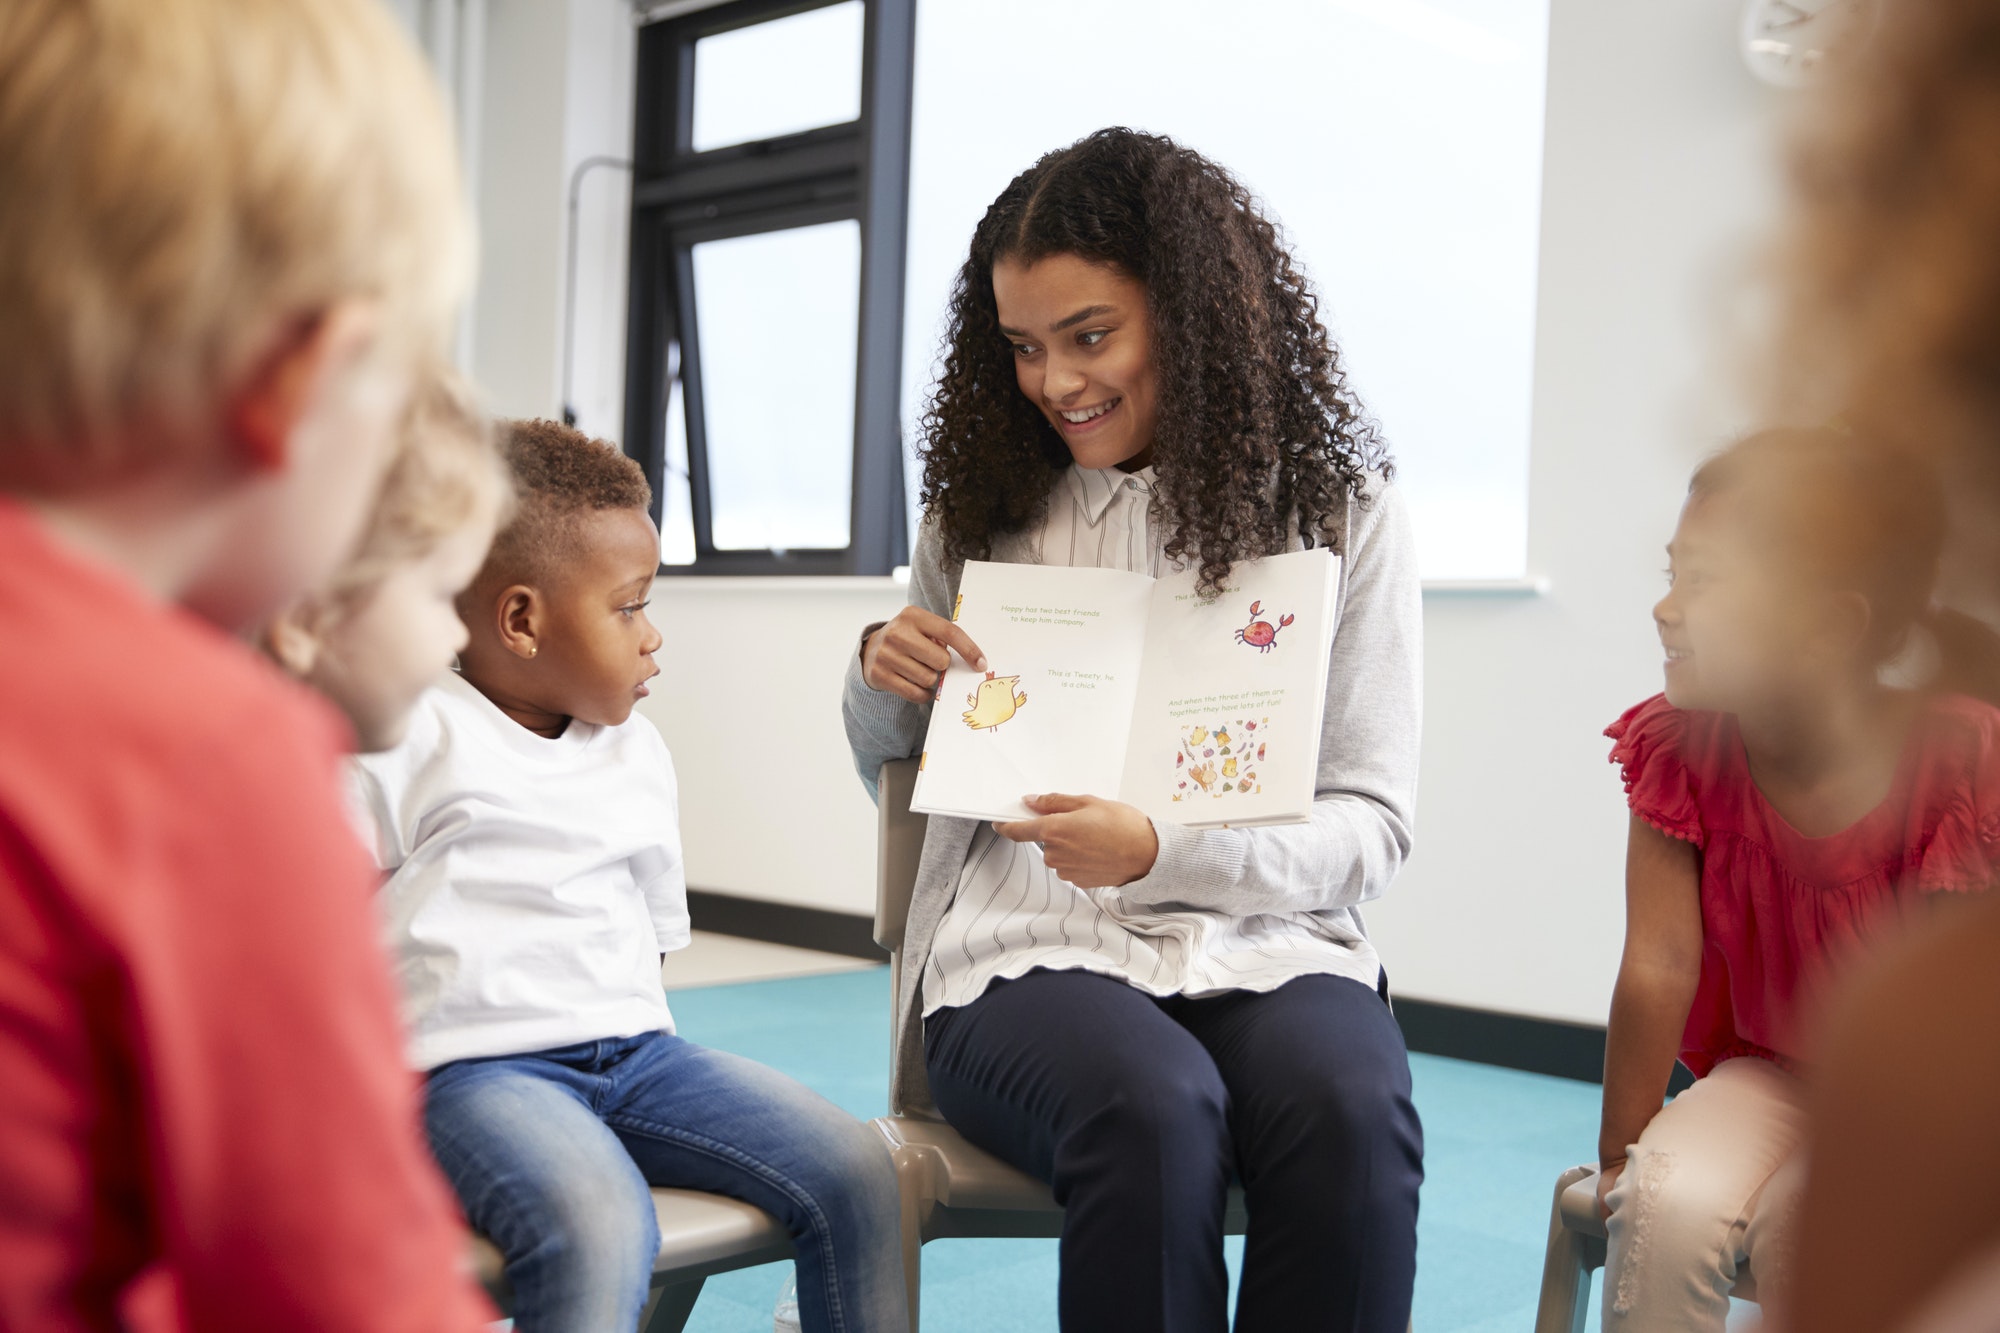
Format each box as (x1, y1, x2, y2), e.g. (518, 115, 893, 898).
(911, 548, 1339, 829)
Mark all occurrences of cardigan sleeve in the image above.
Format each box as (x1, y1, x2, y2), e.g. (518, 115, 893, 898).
(1117, 476, 1423, 916)
(841, 516, 961, 804)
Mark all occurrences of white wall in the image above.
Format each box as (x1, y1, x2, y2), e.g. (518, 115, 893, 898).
(470, 0, 1790, 1024)
(1363, 1, 1788, 1024)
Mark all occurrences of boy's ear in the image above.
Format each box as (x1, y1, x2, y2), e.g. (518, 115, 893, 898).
(225, 300, 382, 473)
(262, 608, 322, 677)
(496, 584, 542, 660)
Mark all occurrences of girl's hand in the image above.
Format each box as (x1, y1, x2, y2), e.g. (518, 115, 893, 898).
(994, 794, 1160, 889)
(862, 606, 986, 704)
(1596, 1158, 1625, 1223)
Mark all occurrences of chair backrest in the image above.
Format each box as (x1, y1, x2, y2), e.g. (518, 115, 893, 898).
(874, 758, 927, 959)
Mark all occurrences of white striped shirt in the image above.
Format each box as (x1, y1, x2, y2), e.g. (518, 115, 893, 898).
(920, 464, 1382, 1016)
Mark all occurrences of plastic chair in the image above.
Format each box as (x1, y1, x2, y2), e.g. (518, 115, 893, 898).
(1534, 1163, 1757, 1333)
(469, 1186, 792, 1333)
(866, 758, 1249, 1330)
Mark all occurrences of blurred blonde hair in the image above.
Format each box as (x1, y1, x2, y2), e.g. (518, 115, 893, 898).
(306, 366, 511, 621)
(0, 0, 474, 488)
(1768, 0, 2000, 464)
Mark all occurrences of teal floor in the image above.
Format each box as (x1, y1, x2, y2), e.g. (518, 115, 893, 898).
(661, 966, 1682, 1333)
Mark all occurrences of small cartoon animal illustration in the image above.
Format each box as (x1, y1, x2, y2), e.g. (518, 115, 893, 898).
(1234, 600, 1295, 653)
(1177, 718, 1273, 799)
(963, 671, 1027, 732)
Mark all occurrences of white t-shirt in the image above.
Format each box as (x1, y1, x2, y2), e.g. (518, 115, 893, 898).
(349, 671, 690, 1071)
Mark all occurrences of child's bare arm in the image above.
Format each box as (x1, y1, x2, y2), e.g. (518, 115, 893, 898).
(1597, 815, 1703, 1214)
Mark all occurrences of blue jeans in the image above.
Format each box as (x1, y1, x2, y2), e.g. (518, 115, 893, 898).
(424, 1031, 906, 1333)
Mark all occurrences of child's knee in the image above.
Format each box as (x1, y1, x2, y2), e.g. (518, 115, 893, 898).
(1606, 1146, 1749, 1305)
(793, 1114, 899, 1215)
(538, 1170, 661, 1283)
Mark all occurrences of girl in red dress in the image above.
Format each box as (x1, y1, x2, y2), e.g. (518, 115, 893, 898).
(1594, 427, 2000, 1332)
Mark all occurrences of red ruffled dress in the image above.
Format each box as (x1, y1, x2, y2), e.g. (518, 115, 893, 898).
(1606, 692, 2000, 1076)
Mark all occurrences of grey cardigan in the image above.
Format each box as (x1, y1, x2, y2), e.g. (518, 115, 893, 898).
(841, 472, 1423, 1117)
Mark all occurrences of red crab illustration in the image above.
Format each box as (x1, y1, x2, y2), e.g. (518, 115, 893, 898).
(1234, 601, 1294, 653)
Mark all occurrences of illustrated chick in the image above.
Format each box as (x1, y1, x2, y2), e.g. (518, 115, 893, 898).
(963, 671, 1028, 731)
(1223, 757, 1238, 778)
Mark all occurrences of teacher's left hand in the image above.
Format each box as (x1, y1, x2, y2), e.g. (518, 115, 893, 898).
(994, 794, 1160, 889)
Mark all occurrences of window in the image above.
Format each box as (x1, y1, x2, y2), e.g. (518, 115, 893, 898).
(899, 0, 1550, 581)
(690, 1, 865, 152)
(624, 0, 913, 576)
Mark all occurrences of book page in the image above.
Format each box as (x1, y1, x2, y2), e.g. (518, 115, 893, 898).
(1117, 549, 1340, 828)
(911, 561, 1154, 822)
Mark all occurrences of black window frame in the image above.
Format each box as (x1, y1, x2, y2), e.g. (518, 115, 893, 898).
(622, 0, 914, 576)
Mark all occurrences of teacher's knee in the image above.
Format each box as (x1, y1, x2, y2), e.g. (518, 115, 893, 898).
(1069, 1059, 1231, 1167)
(1260, 1062, 1422, 1179)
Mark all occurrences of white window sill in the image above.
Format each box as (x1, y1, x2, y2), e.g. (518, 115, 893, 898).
(1420, 576, 1550, 597)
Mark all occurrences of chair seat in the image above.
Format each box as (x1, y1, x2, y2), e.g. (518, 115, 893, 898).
(874, 1114, 1250, 1237)
(470, 1186, 794, 1297)
(1558, 1172, 1608, 1240)
(876, 1114, 1063, 1214)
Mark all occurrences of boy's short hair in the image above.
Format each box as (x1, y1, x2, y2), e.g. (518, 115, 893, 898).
(0, 0, 473, 489)
(301, 367, 512, 626)
(478, 419, 653, 590)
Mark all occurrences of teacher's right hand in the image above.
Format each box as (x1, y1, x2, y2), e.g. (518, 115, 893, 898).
(862, 605, 987, 705)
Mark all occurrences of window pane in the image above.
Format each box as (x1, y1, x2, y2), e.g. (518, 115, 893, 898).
(902, 0, 1549, 579)
(659, 343, 696, 566)
(693, 220, 860, 551)
(691, 1, 864, 153)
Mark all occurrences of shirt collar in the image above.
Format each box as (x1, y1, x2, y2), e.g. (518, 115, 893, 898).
(1064, 463, 1155, 525)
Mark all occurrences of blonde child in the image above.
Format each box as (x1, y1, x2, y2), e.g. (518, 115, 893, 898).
(266, 367, 511, 752)
(0, 1, 494, 1327)
(1596, 427, 2000, 1330)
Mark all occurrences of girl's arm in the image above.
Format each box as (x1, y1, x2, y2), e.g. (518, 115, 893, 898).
(1011, 478, 1421, 910)
(840, 518, 970, 803)
(1597, 814, 1704, 1216)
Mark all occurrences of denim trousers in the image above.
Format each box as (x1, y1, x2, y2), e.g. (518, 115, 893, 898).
(925, 968, 1423, 1333)
(424, 1030, 907, 1333)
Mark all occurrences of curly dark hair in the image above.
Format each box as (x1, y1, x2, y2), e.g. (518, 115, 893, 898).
(919, 127, 1390, 595)
(480, 417, 651, 587)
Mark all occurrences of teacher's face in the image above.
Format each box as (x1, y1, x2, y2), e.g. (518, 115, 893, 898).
(992, 252, 1159, 472)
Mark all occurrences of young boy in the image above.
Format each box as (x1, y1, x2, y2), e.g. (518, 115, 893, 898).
(265, 366, 511, 753)
(351, 419, 908, 1333)
(0, 1, 494, 1328)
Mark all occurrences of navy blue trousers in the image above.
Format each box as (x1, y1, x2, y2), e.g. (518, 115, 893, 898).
(924, 968, 1422, 1333)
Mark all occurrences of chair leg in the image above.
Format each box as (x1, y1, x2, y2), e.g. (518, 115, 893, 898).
(875, 1129, 933, 1332)
(639, 1276, 705, 1333)
(1534, 1168, 1597, 1333)
(894, 1157, 925, 1330)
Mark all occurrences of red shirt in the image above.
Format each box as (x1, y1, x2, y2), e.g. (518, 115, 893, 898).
(1608, 692, 2000, 1077)
(0, 501, 495, 1331)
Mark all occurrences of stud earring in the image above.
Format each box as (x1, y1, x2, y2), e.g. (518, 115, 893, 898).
(529, 646, 538, 658)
